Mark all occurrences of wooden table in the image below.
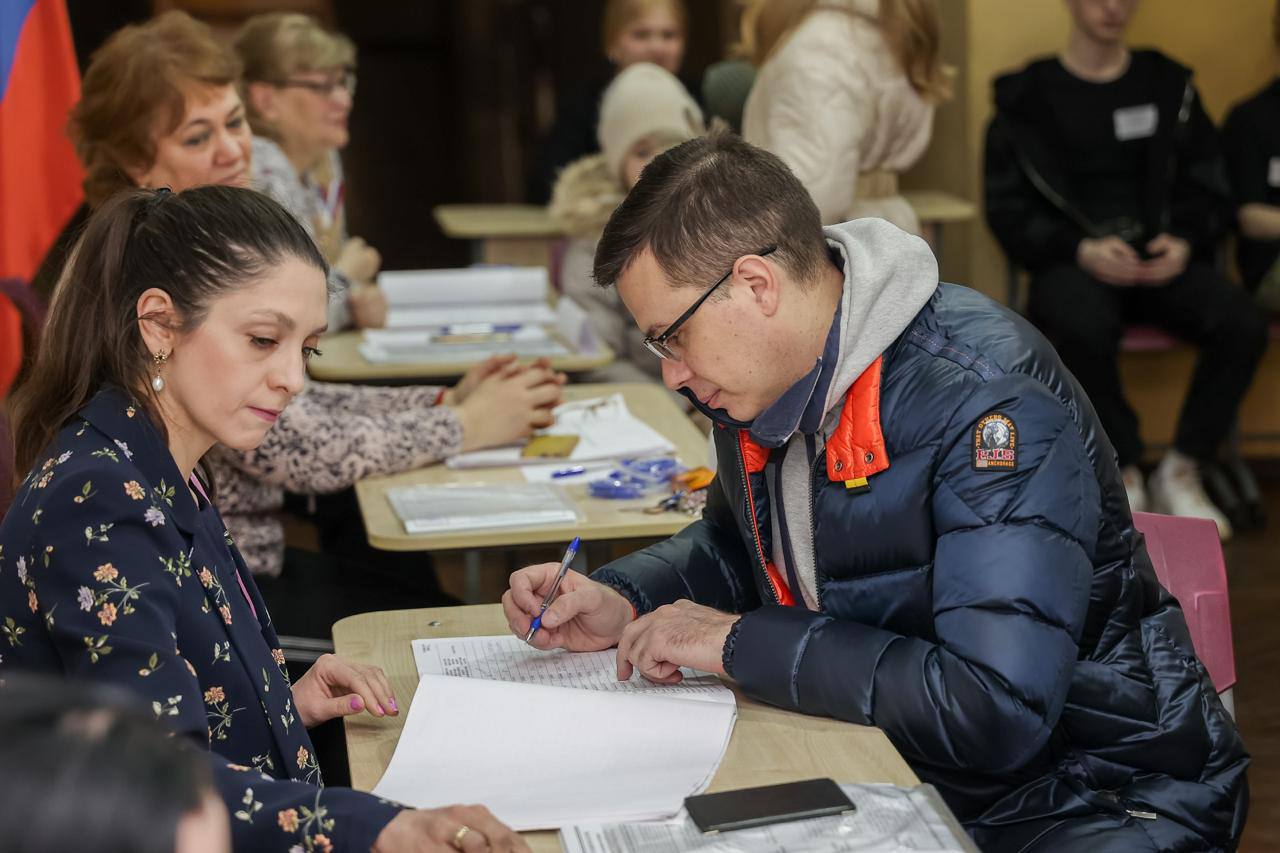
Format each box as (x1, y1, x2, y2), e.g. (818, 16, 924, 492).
(333, 604, 921, 852)
(308, 330, 616, 383)
(435, 204, 562, 268)
(900, 190, 977, 263)
(434, 193, 978, 270)
(356, 383, 709, 553)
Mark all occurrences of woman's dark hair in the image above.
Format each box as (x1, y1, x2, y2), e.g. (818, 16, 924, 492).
(8, 185, 328, 480)
(0, 674, 215, 853)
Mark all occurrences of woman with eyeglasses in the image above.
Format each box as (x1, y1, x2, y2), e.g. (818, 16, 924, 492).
(235, 13, 385, 332)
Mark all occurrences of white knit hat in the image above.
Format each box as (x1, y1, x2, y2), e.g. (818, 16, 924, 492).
(598, 62, 704, 181)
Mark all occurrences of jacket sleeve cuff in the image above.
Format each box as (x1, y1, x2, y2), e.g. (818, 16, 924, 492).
(721, 616, 744, 678)
(321, 786, 407, 851)
(592, 570, 654, 616)
(730, 606, 895, 724)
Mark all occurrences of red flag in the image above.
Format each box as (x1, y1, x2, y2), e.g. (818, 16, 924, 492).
(0, 295, 20, 397)
(0, 0, 84, 282)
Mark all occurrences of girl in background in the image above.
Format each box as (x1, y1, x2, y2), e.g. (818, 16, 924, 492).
(529, 0, 693, 203)
(741, 0, 951, 234)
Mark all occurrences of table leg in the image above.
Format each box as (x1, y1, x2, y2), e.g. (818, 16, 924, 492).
(464, 550, 483, 604)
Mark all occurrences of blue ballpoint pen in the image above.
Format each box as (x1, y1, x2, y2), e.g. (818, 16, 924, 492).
(525, 536, 580, 642)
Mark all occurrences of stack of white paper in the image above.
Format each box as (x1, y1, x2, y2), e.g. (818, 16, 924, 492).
(385, 483, 579, 534)
(379, 267, 557, 328)
(358, 326, 571, 364)
(559, 783, 976, 853)
(448, 394, 675, 469)
(372, 635, 738, 830)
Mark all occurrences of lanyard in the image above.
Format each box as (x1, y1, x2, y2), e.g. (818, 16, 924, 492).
(313, 177, 344, 233)
(188, 475, 259, 621)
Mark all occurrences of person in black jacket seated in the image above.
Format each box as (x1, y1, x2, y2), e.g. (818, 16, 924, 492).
(984, 0, 1267, 541)
(502, 129, 1248, 852)
(526, 0, 696, 204)
(1222, 1, 1280, 312)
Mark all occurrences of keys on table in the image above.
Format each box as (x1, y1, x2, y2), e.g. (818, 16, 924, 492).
(625, 489, 708, 516)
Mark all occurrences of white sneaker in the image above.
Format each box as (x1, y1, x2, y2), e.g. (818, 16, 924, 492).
(1148, 450, 1233, 541)
(1121, 465, 1149, 513)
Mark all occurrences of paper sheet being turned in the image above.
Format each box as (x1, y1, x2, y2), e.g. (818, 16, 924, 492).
(372, 637, 738, 830)
(559, 783, 977, 853)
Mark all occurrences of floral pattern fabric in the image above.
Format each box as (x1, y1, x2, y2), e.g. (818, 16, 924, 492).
(0, 388, 404, 850)
(208, 380, 462, 577)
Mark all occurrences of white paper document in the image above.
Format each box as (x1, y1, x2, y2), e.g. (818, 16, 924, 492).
(372, 635, 738, 830)
(411, 635, 734, 703)
(559, 783, 976, 853)
(385, 484, 579, 534)
(358, 332, 570, 365)
(448, 394, 675, 469)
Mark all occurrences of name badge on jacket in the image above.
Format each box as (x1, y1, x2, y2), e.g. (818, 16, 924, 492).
(1268, 157, 1280, 188)
(1114, 104, 1158, 141)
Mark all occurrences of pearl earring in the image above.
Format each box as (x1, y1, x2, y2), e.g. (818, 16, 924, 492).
(151, 350, 168, 392)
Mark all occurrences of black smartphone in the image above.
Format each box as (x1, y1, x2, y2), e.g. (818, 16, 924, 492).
(685, 778, 856, 834)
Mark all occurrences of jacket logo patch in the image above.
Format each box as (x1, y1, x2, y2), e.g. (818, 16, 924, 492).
(972, 412, 1017, 471)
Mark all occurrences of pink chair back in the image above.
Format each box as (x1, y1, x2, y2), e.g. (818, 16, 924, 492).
(1132, 511, 1237, 693)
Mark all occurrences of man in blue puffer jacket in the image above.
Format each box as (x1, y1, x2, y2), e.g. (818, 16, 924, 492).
(502, 130, 1248, 851)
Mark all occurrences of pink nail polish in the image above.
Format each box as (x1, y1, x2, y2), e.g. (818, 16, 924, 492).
(388, 698, 398, 712)
(376, 704, 386, 715)
(349, 696, 362, 711)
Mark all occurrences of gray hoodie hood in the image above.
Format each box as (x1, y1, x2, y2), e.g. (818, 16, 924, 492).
(757, 217, 938, 611)
(820, 217, 939, 420)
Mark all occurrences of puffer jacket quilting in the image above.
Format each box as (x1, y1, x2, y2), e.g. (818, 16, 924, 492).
(593, 283, 1247, 848)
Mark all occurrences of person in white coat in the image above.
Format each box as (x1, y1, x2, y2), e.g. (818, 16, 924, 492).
(741, 0, 950, 234)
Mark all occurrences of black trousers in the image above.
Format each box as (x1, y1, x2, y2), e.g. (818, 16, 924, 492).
(1028, 262, 1268, 467)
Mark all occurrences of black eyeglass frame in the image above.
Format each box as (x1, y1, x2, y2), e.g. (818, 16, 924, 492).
(641, 246, 776, 361)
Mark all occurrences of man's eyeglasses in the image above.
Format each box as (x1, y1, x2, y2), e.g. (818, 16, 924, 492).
(642, 246, 776, 361)
(276, 70, 357, 99)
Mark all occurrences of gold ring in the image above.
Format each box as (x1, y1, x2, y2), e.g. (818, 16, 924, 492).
(451, 825, 472, 850)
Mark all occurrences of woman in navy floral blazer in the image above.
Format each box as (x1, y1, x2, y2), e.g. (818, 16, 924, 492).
(0, 187, 526, 853)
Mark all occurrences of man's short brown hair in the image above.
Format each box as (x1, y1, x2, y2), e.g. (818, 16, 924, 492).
(592, 128, 829, 292)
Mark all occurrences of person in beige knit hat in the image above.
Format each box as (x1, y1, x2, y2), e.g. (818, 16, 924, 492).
(551, 62, 705, 384)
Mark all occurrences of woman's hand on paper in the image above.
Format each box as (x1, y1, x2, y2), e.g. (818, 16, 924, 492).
(292, 653, 398, 728)
(455, 362, 566, 452)
(616, 601, 738, 683)
(504, 566, 633, 652)
(373, 805, 529, 853)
